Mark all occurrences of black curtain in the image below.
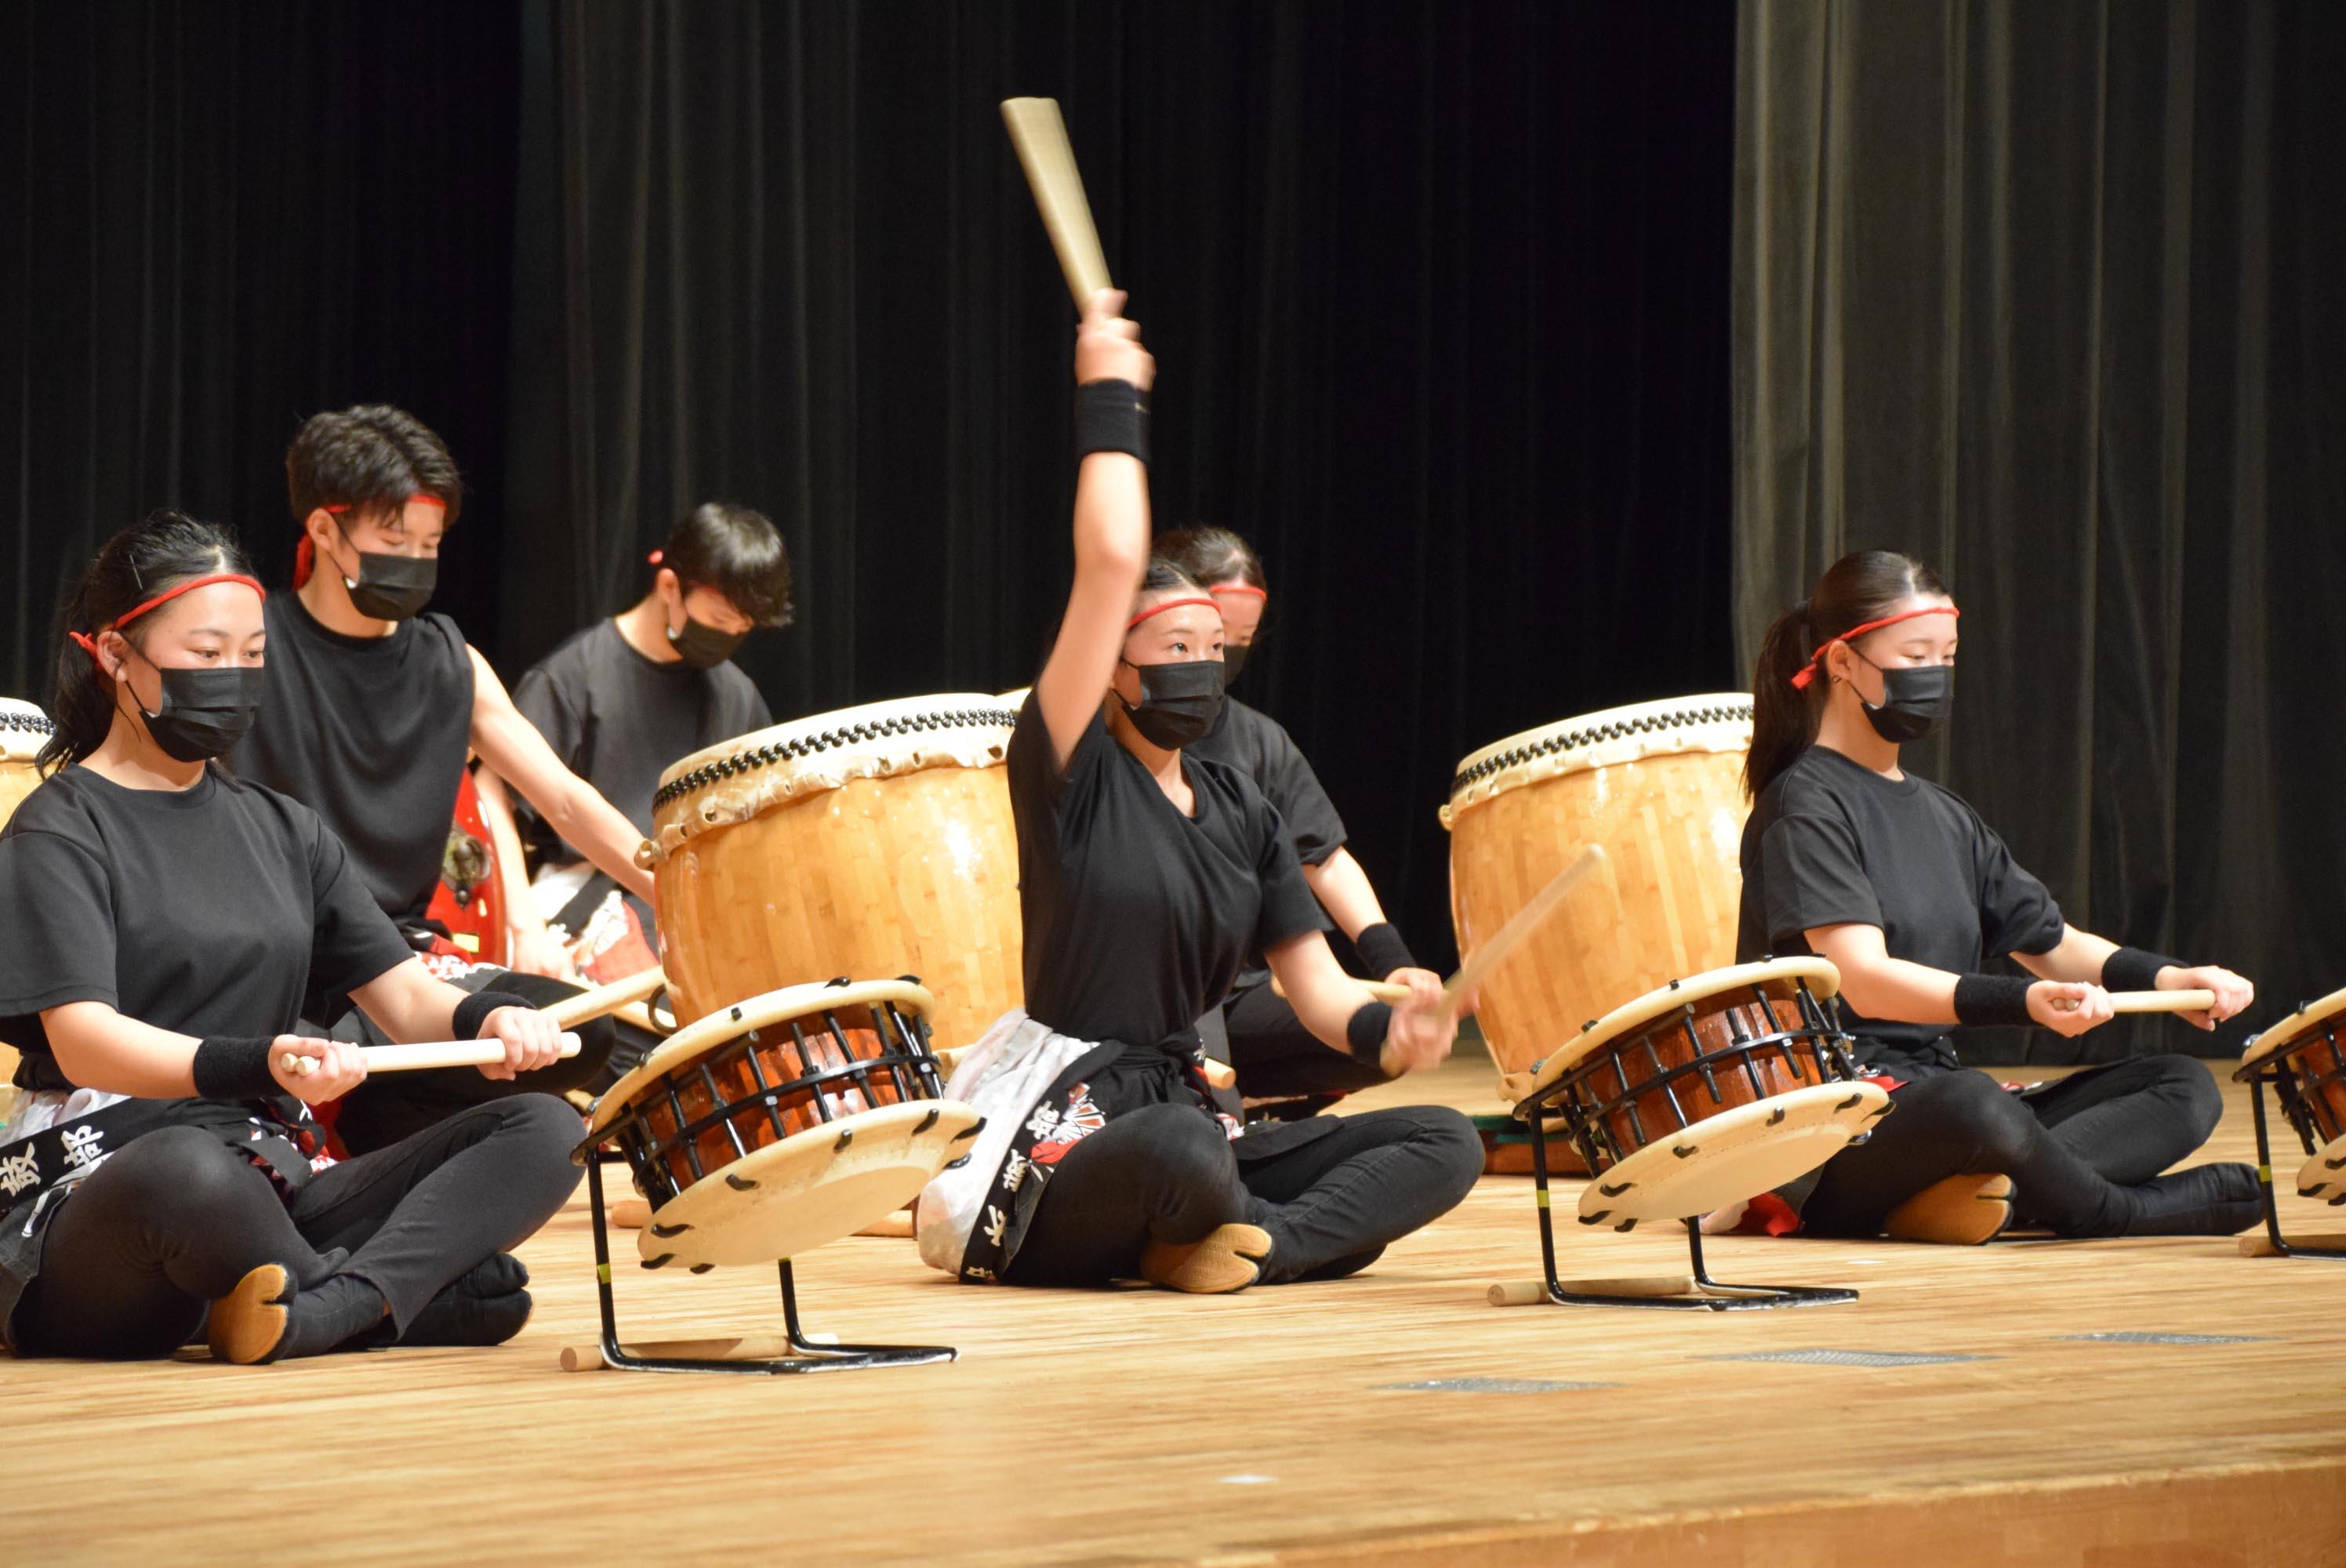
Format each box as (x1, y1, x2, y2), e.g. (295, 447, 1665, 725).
(1734, 0, 2346, 1061)
(504, 0, 1738, 971)
(4, 1, 1737, 975)
(0, 1, 522, 668)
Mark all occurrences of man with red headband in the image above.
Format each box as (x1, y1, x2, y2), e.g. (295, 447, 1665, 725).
(229, 405, 654, 1152)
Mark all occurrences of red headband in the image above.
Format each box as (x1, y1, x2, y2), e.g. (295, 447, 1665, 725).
(1790, 605, 1960, 689)
(1208, 583, 1266, 600)
(296, 495, 448, 587)
(68, 573, 267, 668)
(1126, 595, 1221, 631)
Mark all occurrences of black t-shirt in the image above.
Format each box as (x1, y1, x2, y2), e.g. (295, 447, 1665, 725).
(229, 593, 477, 926)
(0, 766, 415, 1087)
(1737, 744, 2065, 1076)
(510, 619, 772, 862)
(1186, 698, 1348, 868)
(1006, 694, 1327, 1049)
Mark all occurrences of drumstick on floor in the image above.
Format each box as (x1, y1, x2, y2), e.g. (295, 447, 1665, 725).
(1000, 97, 1112, 310)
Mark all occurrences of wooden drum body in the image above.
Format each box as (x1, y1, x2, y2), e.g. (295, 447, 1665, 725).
(2236, 985, 2346, 1203)
(584, 979, 983, 1269)
(1520, 958, 1889, 1228)
(0, 699, 51, 829)
(647, 695, 1024, 1049)
(1444, 695, 1753, 1094)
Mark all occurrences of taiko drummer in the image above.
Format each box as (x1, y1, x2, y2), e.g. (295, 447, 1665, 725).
(1730, 550, 2259, 1243)
(915, 294, 1481, 1292)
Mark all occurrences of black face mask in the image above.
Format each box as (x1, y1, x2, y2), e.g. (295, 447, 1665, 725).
(666, 612, 746, 670)
(330, 533, 437, 621)
(1852, 655, 1955, 743)
(1116, 658, 1226, 750)
(1220, 641, 1252, 684)
(126, 659, 266, 763)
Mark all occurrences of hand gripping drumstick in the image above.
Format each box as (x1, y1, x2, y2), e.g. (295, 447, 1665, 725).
(1001, 97, 1113, 309)
(1273, 846, 1610, 1074)
(280, 1035, 582, 1078)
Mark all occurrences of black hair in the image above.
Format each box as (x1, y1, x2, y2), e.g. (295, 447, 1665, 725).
(659, 503, 794, 628)
(1745, 549, 1952, 800)
(42, 510, 252, 773)
(1156, 525, 1266, 593)
(1135, 557, 1206, 608)
(285, 404, 464, 528)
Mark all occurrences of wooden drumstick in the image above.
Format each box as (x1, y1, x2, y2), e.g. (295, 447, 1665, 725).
(609, 1198, 652, 1230)
(2108, 989, 2216, 1014)
(1000, 97, 1113, 309)
(544, 966, 670, 1030)
(2239, 1232, 2346, 1258)
(279, 1035, 583, 1077)
(1488, 1273, 1697, 1306)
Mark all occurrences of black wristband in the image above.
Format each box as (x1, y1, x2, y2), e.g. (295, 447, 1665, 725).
(1346, 1000, 1393, 1062)
(1353, 922, 1417, 980)
(1073, 378, 1149, 463)
(192, 1036, 281, 1100)
(1952, 975, 2036, 1029)
(2101, 946, 2181, 995)
(454, 989, 533, 1041)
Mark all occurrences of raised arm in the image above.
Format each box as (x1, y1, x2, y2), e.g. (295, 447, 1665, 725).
(1031, 290, 1157, 770)
(465, 645, 656, 902)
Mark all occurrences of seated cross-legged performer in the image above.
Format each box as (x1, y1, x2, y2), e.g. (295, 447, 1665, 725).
(916, 294, 1482, 1293)
(228, 405, 651, 1152)
(474, 501, 791, 993)
(1155, 525, 1425, 1113)
(1733, 549, 2260, 1244)
(0, 511, 580, 1363)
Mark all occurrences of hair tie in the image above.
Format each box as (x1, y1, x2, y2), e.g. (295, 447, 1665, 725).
(1126, 595, 1220, 631)
(1789, 604, 1960, 689)
(648, 550, 665, 566)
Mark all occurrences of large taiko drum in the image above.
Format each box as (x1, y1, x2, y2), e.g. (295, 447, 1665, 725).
(1443, 694, 1753, 1094)
(645, 694, 1025, 1048)
(2236, 985, 2346, 1204)
(1, 699, 52, 827)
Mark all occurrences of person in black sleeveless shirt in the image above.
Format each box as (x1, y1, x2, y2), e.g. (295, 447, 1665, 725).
(0, 513, 580, 1363)
(937, 294, 1479, 1294)
(471, 502, 787, 985)
(229, 406, 650, 1150)
(1157, 526, 1427, 1111)
(1734, 550, 2260, 1243)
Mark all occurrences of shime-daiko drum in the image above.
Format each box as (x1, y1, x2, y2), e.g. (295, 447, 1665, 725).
(645, 694, 1025, 1049)
(1444, 695, 1753, 1098)
(0, 699, 52, 827)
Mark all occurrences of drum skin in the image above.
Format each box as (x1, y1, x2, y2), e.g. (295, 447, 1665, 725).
(1, 699, 52, 829)
(652, 699, 1024, 1051)
(1447, 697, 1752, 1083)
(1568, 981, 1844, 1169)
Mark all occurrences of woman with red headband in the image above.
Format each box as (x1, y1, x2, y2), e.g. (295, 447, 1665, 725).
(916, 294, 1480, 1293)
(0, 511, 581, 1363)
(1735, 549, 2258, 1243)
(1154, 526, 1430, 1114)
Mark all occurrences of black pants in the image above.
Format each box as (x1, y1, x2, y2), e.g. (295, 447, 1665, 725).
(332, 968, 616, 1154)
(1802, 1055, 2224, 1237)
(1004, 1102, 1482, 1287)
(10, 1095, 582, 1359)
(1223, 981, 1388, 1102)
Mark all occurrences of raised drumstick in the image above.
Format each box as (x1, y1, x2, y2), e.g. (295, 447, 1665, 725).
(1001, 97, 1113, 309)
(280, 1035, 582, 1078)
(544, 966, 669, 1030)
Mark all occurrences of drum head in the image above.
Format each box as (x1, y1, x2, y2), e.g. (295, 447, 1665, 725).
(1574, 1081, 1890, 1228)
(2235, 984, 2346, 1080)
(2297, 1131, 2346, 1203)
(1, 698, 52, 762)
(1442, 693, 1751, 826)
(1527, 956, 1843, 1097)
(640, 1099, 985, 1269)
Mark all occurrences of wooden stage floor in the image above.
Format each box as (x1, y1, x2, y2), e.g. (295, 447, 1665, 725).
(7, 1058, 2343, 1566)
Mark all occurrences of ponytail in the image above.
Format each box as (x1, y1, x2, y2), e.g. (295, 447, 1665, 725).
(40, 510, 252, 774)
(1742, 550, 1950, 800)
